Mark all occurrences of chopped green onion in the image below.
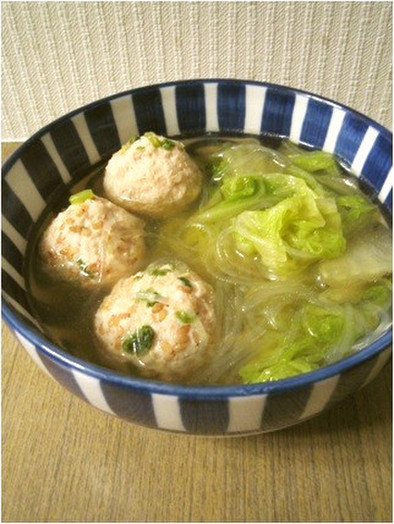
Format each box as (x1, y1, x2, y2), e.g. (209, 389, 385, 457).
(150, 264, 174, 276)
(175, 310, 196, 324)
(144, 131, 162, 147)
(150, 269, 168, 276)
(136, 288, 162, 307)
(121, 136, 139, 152)
(76, 258, 95, 278)
(161, 139, 176, 150)
(178, 276, 193, 288)
(69, 189, 94, 205)
(144, 131, 176, 150)
(122, 325, 155, 356)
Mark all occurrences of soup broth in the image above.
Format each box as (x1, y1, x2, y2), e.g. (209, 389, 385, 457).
(26, 135, 392, 384)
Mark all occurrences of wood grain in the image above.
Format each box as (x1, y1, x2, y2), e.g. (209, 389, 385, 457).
(2, 142, 392, 522)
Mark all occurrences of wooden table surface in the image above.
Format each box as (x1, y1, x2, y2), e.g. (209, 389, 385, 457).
(2, 142, 392, 522)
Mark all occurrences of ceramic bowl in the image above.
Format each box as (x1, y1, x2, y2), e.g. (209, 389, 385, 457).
(2, 79, 392, 436)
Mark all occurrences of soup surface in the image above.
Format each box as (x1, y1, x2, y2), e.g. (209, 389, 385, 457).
(26, 134, 392, 384)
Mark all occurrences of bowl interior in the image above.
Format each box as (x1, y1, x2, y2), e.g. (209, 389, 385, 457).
(2, 79, 392, 392)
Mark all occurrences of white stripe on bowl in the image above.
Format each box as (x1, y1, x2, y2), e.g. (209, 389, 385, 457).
(110, 95, 139, 145)
(1, 216, 26, 254)
(5, 160, 46, 221)
(2, 258, 25, 289)
(244, 85, 267, 135)
(322, 107, 346, 153)
(70, 113, 101, 165)
(40, 133, 72, 183)
(300, 375, 340, 420)
(151, 393, 186, 432)
(71, 369, 116, 415)
(15, 332, 52, 376)
(160, 86, 180, 136)
(3, 292, 41, 329)
(360, 347, 392, 388)
(350, 126, 379, 176)
(227, 395, 266, 433)
(289, 94, 309, 144)
(204, 83, 219, 132)
(378, 166, 393, 203)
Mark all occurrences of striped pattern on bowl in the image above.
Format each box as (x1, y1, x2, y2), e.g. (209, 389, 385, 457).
(2, 80, 392, 435)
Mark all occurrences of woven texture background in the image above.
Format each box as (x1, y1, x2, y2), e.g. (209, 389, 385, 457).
(2, 1, 392, 140)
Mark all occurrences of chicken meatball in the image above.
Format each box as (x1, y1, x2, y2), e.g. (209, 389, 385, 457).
(94, 261, 216, 381)
(40, 191, 146, 287)
(103, 132, 203, 218)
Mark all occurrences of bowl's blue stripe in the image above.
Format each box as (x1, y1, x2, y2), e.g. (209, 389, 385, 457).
(4, 303, 39, 332)
(384, 189, 392, 209)
(261, 88, 295, 137)
(1, 184, 33, 238)
(327, 352, 378, 407)
(18, 140, 65, 200)
(100, 380, 157, 428)
(1, 269, 28, 309)
(217, 83, 246, 132)
(361, 134, 392, 191)
(132, 87, 167, 136)
(34, 348, 88, 401)
(2, 80, 392, 436)
(334, 113, 370, 165)
(175, 83, 206, 135)
(2, 233, 23, 273)
(300, 99, 334, 149)
(179, 397, 229, 435)
(50, 120, 92, 179)
(260, 384, 314, 431)
(84, 102, 121, 158)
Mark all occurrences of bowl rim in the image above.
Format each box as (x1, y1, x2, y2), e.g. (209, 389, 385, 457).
(2, 78, 392, 399)
(2, 78, 392, 173)
(3, 302, 392, 398)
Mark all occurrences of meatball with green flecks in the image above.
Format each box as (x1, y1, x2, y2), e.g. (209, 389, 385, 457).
(103, 132, 203, 219)
(39, 191, 146, 287)
(94, 261, 216, 381)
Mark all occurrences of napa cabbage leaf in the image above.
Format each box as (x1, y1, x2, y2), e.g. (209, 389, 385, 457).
(336, 194, 377, 234)
(233, 191, 346, 277)
(239, 278, 392, 383)
(318, 224, 392, 288)
(287, 150, 337, 172)
(191, 176, 267, 223)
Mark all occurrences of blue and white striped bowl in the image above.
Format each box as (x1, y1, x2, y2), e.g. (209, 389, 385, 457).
(2, 80, 392, 436)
